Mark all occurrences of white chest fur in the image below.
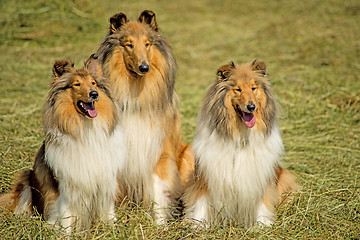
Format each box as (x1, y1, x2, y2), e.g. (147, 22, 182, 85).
(119, 113, 165, 199)
(46, 120, 125, 197)
(193, 125, 283, 224)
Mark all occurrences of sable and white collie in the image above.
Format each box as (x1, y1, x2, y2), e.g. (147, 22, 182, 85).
(95, 10, 194, 223)
(0, 57, 125, 232)
(184, 60, 298, 227)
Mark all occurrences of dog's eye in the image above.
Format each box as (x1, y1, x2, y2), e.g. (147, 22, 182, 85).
(74, 83, 80, 87)
(126, 43, 133, 49)
(235, 88, 241, 92)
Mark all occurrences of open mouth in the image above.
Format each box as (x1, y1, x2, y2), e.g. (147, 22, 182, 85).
(126, 63, 148, 77)
(235, 105, 256, 128)
(126, 63, 143, 77)
(129, 67, 139, 76)
(77, 101, 98, 118)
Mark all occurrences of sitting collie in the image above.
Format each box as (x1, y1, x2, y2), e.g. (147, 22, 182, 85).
(184, 60, 298, 227)
(0, 56, 125, 232)
(95, 10, 194, 223)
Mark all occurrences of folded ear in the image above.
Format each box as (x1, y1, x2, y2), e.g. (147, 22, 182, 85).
(216, 61, 235, 82)
(138, 10, 158, 31)
(251, 59, 266, 75)
(52, 60, 74, 78)
(109, 13, 128, 34)
(84, 54, 103, 79)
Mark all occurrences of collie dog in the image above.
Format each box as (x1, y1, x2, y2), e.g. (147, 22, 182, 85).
(184, 60, 298, 227)
(95, 10, 194, 223)
(0, 57, 125, 232)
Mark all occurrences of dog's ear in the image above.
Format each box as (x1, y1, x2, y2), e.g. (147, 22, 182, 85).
(84, 54, 103, 79)
(52, 60, 74, 78)
(138, 10, 158, 31)
(216, 61, 235, 82)
(251, 59, 266, 75)
(109, 13, 128, 34)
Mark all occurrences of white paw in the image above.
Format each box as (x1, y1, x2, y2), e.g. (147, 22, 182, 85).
(154, 216, 167, 225)
(256, 215, 274, 227)
(187, 218, 209, 229)
(255, 202, 274, 227)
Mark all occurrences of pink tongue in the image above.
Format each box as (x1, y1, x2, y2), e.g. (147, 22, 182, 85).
(88, 109, 98, 118)
(242, 112, 256, 128)
(83, 102, 98, 118)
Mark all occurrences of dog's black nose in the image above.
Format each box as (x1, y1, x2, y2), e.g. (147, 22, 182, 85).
(139, 63, 149, 74)
(89, 90, 99, 100)
(247, 103, 256, 112)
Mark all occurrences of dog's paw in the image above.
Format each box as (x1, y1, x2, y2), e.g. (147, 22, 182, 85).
(255, 216, 274, 227)
(183, 217, 209, 229)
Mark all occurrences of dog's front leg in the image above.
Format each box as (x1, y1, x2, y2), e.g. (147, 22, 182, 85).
(184, 193, 210, 228)
(255, 200, 274, 227)
(48, 194, 76, 233)
(152, 174, 173, 225)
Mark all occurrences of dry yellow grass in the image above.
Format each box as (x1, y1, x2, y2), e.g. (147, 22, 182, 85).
(1, 0, 359, 238)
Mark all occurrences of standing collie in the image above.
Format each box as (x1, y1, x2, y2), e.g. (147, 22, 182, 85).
(0, 57, 125, 232)
(184, 60, 298, 227)
(95, 10, 194, 223)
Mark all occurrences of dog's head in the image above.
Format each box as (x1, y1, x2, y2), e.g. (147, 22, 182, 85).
(51, 57, 104, 119)
(107, 10, 159, 76)
(216, 60, 269, 128)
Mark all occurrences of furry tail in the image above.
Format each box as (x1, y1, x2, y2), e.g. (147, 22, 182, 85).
(0, 170, 34, 215)
(177, 142, 195, 190)
(0, 193, 14, 210)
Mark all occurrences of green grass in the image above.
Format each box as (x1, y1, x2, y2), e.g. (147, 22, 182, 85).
(1, 0, 359, 238)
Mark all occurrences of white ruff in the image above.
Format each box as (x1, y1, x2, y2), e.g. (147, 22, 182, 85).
(188, 125, 283, 226)
(119, 113, 164, 200)
(45, 119, 125, 230)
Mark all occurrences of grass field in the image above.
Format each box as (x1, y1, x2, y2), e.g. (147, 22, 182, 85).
(1, 0, 359, 239)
